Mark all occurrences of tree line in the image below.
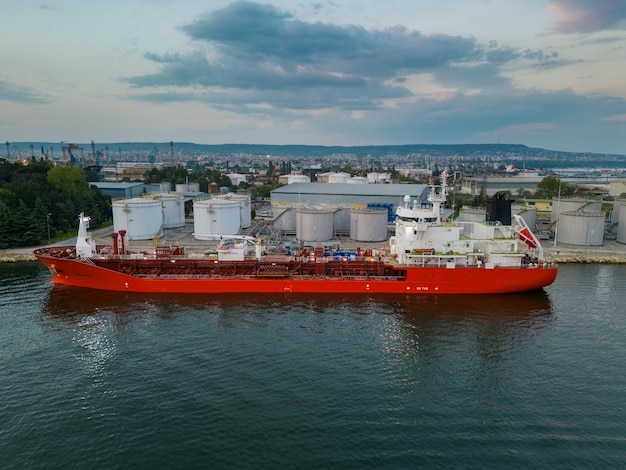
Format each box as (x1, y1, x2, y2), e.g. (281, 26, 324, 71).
(0, 157, 111, 249)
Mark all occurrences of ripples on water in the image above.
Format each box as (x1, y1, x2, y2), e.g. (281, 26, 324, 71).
(1, 263, 625, 468)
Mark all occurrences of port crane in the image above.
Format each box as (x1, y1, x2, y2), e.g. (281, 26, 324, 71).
(61, 142, 84, 167)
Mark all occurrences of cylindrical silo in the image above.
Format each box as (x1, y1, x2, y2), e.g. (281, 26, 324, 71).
(612, 199, 626, 226)
(215, 194, 252, 229)
(159, 181, 171, 193)
(286, 175, 310, 184)
(160, 194, 185, 228)
(332, 206, 352, 234)
(112, 198, 164, 240)
(193, 199, 241, 239)
(457, 207, 486, 223)
(350, 209, 388, 242)
(513, 206, 537, 231)
(327, 172, 349, 184)
(551, 198, 602, 223)
(273, 206, 298, 234)
(175, 182, 200, 193)
(556, 211, 605, 246)
(367, 172, 379, 184)
(347, 177, 368, 184)
(617, 203, 626, 244)
(296, 209, 334, 242)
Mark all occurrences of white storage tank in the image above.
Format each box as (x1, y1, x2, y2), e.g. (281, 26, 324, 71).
(617, 202, 626, 244)
(193, 199, 241, 239)
(296, 209, 334, 242)
(367, 172, 380, 184)
(556, 211, 605, 246)
(350, 209, 388, 242)
(347, 177, 368, 184)
(327, 172, 349, 184)
(159, 181, 171, 192)
(457, 207, 486, 223)
(332, 206, 352, 234)
(551, 198, 602, 223)
(214, 194, 252, 229)
(512, 206, 537, 231)
(612, 199, 626, 226)
(272, 206, 298, 234)
(286, 174, 310, 184)
(378, 173, 392, 183)
(160, 194, 186, 228)
(112, 198, 163, 241)
(175, 182, 200, 193)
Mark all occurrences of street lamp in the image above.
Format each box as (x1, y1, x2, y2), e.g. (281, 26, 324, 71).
(46, 213, 51, 244)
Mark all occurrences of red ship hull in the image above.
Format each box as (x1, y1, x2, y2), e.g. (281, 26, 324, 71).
(34, 247, 557, 295)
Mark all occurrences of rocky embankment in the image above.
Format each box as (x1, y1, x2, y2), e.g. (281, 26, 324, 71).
(545, 251, 626, 264)
(0, 248, 38, 263)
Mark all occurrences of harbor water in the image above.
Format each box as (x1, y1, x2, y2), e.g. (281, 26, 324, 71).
(1, 263, 625, 468)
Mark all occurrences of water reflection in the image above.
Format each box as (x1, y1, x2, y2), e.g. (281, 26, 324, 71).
(42, 285, 553, 322)
(370, 291, 555, 402)
(41, 286, 554, 405)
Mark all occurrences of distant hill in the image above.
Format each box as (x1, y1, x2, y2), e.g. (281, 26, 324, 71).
(4, 141, 625, 160)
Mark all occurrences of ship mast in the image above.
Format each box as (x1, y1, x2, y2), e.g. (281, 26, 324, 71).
(427, 171, 449, 223)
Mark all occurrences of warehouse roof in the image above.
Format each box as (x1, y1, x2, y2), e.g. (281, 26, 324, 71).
(272, 182, 428, 197)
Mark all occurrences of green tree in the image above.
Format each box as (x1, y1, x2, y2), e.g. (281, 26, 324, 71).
(0, 200, 11, 249)
(535, 177, 574, 198)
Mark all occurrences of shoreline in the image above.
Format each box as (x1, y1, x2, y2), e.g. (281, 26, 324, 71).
(3, 242, 626, 265)
(3, 222, 626, 264)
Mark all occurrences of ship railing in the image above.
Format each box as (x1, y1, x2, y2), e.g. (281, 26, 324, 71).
(402, 253, 471, 268)
(131, 272, 409, 281)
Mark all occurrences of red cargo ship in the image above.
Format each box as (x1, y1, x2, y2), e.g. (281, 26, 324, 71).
(34, 173, 557, 294)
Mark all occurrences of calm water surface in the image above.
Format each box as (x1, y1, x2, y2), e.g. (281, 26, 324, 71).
(1, 263, 625, 469)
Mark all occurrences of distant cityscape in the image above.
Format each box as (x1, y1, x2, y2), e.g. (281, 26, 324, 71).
(3, 141, 626, 184)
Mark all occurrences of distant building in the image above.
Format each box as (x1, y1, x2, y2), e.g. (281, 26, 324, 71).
(609, 180, 626, 198)
(90, 182, 161, 199)
(460, 176, 542, 196)
(271, 182, 429, 210)
(227, 173, 247, 186)
(521, 199, 554, 216)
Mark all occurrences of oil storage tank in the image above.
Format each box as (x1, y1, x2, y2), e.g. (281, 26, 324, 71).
(512, 206, 537, 231)
(286, 174, 310, 184)
(296, 209, 334, 242)
(327, 172, 349, 184)
(272, 205, 298, 234)
(159, 194, 185, 228)
(617, 202, 626, 244)
(556, 211, 605, 246)
(331, 206, 351, 234)
(457, 207, 486, 223)
(350, 208, 388, 242)
(176, 182, 200, 193)
(193, 199, 241, 240)
(112, 198, 163, 241)
(551, 198, 602, 223)
(612, 199, 626, 228)
(215, 194, 252, 229)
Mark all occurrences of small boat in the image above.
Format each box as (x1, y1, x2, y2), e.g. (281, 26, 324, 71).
(34, 173, 557, 294)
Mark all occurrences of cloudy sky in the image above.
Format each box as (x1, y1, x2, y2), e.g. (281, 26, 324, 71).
(1, 0, 625, 154)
